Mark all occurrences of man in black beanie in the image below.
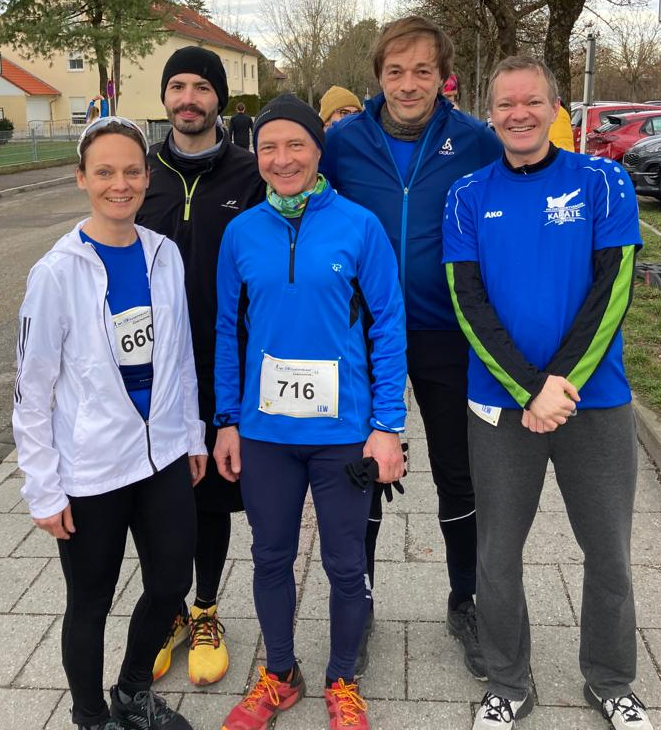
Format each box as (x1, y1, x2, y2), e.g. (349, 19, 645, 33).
(136, 45, 265, 687)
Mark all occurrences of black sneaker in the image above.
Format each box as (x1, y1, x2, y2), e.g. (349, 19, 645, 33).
(446, 597, 487, 681)
(354, 608, 375, 677)
(78, 720, 129, 730)
(109, 685, 192, 729)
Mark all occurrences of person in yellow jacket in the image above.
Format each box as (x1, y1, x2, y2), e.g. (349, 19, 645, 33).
(549, 100, 574, 151)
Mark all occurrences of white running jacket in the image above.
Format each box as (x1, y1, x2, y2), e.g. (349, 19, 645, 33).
(13, 222, 206, 519)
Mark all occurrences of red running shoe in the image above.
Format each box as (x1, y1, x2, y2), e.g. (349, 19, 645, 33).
(324, 678, 370, 729)
(220, 665, 305, 730)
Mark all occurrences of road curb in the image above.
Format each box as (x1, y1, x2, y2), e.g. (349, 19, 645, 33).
(0, 175, 75, 199)
(633, 395, 661, 471)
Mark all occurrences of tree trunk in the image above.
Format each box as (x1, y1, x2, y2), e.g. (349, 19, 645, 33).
(544, 0, 586, 103)
(97, 60, 109, 97)
(482, 0, 518, 58)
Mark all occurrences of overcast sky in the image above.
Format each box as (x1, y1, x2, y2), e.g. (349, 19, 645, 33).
(206, 0, 661, 63)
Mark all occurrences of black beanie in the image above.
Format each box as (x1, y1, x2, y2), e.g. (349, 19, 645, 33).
(253, 93, 325, 151)
(160, 46, 229, 113)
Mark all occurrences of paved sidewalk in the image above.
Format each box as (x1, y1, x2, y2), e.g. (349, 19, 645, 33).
(0, 163, 76, 198)
(1, 391, 661, 730)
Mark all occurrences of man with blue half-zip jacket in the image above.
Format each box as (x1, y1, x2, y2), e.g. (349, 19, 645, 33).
(137, 45, 265, 688)
(321, 15, 502, 678)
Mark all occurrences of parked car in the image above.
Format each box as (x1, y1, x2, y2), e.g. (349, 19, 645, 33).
(622, 135, 661, 200)
(586, 110, 661, 161)
(570, 102, 661, 151)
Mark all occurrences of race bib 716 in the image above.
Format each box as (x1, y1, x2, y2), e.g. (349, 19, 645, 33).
(259, 353, 339, 418)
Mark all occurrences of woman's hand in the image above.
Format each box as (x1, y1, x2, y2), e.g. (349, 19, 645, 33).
(34, 504, 75, 540)
(189, 454, 208, 487)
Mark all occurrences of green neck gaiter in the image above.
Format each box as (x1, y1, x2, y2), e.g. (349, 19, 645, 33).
(267, 174, 328, 218)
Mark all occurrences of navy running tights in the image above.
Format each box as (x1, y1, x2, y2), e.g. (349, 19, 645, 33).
(57, 455, 196, 726)
(240, 438, 373, 681)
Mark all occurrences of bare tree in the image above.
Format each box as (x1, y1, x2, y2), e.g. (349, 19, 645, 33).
(319, 18, 379, 98)
(595, 9, 661, 100)
(259, 0, 356, 104)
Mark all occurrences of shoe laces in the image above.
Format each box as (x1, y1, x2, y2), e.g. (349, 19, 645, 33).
(329, 678, 368, 726)
(131, 689, 172, 723)
(461, 601, 479, 641)
(602, 692, 647, 723)
(480, 692, 514, 723)
(243, 666, 284, 711)
(189, 608, 224, 649)
(159, 612, 187, 650)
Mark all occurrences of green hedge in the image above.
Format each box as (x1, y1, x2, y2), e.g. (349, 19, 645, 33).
(226, 94, 260, 116)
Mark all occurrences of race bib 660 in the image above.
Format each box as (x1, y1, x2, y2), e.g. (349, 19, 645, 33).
(112, 306, 154, 367)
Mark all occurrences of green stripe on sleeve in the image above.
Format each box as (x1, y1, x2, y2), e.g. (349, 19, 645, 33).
(567, 245, 635, 390)
(446, 263, 532, 408)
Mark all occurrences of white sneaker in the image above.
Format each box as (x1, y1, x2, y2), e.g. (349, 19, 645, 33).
(473, 691, 534, 729)
(584, 683, 654, 729)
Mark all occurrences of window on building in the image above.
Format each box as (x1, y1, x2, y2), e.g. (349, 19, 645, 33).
(70, 96, 88, 124)
(68, 53, 84, 72)
(234, 61, 239, 77)
(222, 58, 229, 74)
(251, 64, 255, 79)
(0, 108, 4, 120)
(243, 63, 247, 77)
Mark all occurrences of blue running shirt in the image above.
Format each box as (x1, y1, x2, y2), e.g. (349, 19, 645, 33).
(81, 231, 153, 419)
(442, 151, 642, 409)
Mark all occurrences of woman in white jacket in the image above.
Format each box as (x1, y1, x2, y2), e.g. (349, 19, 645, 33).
(12, 117, 206, 730)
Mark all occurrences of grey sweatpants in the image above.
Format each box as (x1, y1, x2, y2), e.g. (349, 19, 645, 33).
(468, 404, 638, 701)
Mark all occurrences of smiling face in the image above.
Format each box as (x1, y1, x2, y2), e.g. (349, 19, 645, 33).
(256, 119, 321, 197)
(76, 134, 149, 225)
(379, 35, 441, 127)
(163, 72, 219, 137)
(489, 68, 560, 167)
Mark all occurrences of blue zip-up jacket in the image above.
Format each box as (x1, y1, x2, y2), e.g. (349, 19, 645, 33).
(214, 184, 407, 445)
(321, 93, 502, 331)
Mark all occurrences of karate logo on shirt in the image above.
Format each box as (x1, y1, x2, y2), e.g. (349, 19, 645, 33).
(543, 188, 586, 226)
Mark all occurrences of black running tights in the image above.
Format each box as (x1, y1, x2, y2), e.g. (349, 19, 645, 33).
(57, 455, 196, 726)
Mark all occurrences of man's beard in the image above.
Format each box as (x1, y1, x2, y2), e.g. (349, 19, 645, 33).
(166, 103, 218, 135)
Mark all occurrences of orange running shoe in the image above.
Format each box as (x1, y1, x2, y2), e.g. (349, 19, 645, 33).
(324, 678, 370, 729)
(220, 665, 306, 730)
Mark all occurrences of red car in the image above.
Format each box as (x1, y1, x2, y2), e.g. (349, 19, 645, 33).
(571, 102, 661, 151)
(586, 110, 661, 161)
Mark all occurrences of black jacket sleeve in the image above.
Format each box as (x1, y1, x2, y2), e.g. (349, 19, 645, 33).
(446, 261, 548, 408)
(544, 245, 636, 388)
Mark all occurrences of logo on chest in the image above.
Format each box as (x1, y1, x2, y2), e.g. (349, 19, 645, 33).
(439, 137, 454, 155)
(221, 199, 240, 210)
(544, 188, 585, 226)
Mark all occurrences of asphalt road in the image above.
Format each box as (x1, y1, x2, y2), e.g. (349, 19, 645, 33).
(0, 181, 88, 457)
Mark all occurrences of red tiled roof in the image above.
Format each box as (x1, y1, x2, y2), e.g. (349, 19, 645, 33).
(0, 56, 60, 96)
(273, 66, 286, 80)
(164, 6, 260, 56)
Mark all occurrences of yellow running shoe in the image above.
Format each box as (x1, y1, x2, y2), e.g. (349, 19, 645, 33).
(188, 604, 229, 685)
(153, 609, 190, 681)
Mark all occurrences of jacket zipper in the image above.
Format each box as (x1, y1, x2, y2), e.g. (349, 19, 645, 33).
(285, 200, 310, 284)
(288, 228, 296, 283)
(157, 152, 203, 222)
(93, 240, 162, 473)
(373, 117, 435, 302)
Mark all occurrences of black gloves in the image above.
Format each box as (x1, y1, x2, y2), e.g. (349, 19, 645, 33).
(345, 442, 408, 503)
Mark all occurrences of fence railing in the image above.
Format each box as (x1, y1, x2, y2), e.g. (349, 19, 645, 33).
(0, 119, 173, 168)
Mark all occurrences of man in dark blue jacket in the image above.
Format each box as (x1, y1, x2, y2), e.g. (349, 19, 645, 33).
(321, 15, 502, 679)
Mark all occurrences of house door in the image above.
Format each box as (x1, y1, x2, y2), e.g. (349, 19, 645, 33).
(26, 98, 51, 135)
